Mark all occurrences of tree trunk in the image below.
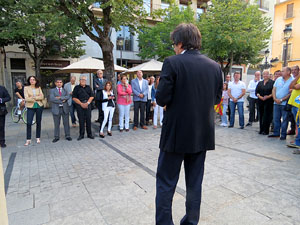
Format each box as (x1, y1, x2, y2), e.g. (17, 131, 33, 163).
(229, 52, 234, 77)
(100, 39, 119, 125)
(34, 58, 42, 83)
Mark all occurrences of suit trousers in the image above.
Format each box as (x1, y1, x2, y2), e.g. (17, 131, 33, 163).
(26, 107, 43, 140)
(146, 99, 152, 122)
(96, 99, 104, 124)
(133, 101, 146, 127)
(258, 100, 273, 134)
(156, 150, 206, 225)
(53, 107, 70, 139)
(248, 97, 259, 123)
(0, 115, 5, 145)
(76, 104, 92, 137)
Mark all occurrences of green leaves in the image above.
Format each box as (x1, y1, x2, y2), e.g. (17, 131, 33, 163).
(199, 0, 272, 72)
(0, 0, 85, 60)
(138, 2, 196, 61)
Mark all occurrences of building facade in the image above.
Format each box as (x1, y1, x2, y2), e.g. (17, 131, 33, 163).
(271, 0, 300, 73)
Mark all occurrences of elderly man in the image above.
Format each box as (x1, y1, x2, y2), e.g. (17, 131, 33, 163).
(50, 78, 72, 142)
(72, 75, 94, 140)
(94, 70, 107, 124)
(246, 71, 260, 126)
(225, 74, 231, 84)
(64, 75, 77, 127)
(228, 71, 246, 129)
(269, 67, 293, 140)
(131, 70, 149, 130)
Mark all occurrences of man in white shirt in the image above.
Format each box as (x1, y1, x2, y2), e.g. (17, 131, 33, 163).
(246, 71, 260, 126)
(228, 71, 246, 128)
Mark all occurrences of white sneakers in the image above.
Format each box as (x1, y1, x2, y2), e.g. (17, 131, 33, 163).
(220, 123, 228, 127)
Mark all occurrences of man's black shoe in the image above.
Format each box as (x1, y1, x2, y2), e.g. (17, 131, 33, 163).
(268, 134, 280, 138)
(95, 119, 100, 123)
(66, 137, 72, 141)
(246, 123, 252, 127)
(77, 136, 84, 141)
(240, 126, 244, 129)
(52, 138, 59, 143)
(1, 144, 6, 148)
(280, 136, 286, 140)
(87, 135, 94, 139)
(228, 125, 233, 128)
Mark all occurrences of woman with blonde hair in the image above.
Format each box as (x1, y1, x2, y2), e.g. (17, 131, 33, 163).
(24, 76, 44, 146)
(99, 81, 116, 138)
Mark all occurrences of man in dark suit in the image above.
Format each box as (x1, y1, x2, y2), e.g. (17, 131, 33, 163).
(94, 70, 107, 124)
(49, 78, 72, 143)
(0, 85, 11, 148)
(155, 23, 223, 225)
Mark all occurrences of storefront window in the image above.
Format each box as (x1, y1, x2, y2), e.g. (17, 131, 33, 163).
(116, 26, 134, 51)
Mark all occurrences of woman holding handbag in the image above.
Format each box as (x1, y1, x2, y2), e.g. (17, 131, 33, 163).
(24, 76, 44, 146)
(117, 75, 132, 132)
(99, 81, 116, 138)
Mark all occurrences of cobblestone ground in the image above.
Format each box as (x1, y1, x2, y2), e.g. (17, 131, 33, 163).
(1, 109, 300, 225)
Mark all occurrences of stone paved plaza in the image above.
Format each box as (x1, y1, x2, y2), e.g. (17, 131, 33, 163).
(1, 109, 300, 225)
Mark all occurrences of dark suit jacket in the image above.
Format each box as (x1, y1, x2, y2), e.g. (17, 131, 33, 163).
(49, 88, 70, 115)
(156, 50, 223, 154)
(93, 78, 107, 92)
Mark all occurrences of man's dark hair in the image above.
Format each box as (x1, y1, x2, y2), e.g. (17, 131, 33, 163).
(293, 65, 299, 71)
(233, 71, 240, 76)
(274, 70, 281, 74)
(55, 78, 63, 83)
(171, 23, 201, 50)
(286, 67, 292, 74)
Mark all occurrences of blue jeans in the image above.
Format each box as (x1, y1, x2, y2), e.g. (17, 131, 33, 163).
(273, 104, 288, 138)
(229, 101, 244, 127)
(292, 107, 300, 146)
(69, 100, 77, 124)
(221, 104, 228, 125)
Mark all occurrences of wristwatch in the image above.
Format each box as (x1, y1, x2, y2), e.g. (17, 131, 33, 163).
(87, 102, 90, 105)
(280, 99, 283, 103)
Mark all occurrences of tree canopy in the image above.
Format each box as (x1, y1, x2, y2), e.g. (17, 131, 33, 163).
(54, 0, 153, 84)
(138, 2, 196, 61)
(199, 0, 272, 75)
(0, 0, 85, 80)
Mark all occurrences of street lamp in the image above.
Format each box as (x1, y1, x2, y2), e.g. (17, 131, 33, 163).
(259, 49, 279, 76)
(116, 34, 124, 67)
(283, 26, 292, 67)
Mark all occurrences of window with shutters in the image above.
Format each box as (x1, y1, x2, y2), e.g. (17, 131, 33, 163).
(286, 3, 294, 19)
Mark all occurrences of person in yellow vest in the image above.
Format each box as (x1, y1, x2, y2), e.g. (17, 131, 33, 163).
(287, 65, 300, 154)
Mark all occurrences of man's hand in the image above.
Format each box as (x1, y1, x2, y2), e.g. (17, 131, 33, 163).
(274, 99, 281, 104)
(96, 84, 99, 88)
(56, 96, 61, 99)
(138, 94, 143, 98)
(153, 102, 156, 107)
(81, 102, 88, 109)
(233, 98, 237, 103)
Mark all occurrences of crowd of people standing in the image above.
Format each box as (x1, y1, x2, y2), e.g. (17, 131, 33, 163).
(221, 65, 300, 154)
(0, 69, 164, 147)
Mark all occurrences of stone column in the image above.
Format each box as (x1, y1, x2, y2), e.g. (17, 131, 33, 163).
(0, 148, 9, 225)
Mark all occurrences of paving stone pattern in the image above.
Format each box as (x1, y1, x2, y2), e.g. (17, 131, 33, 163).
(1, 109, 300, 225)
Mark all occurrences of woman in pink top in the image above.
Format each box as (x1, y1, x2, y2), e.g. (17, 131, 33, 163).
(117, 75, 132, 132)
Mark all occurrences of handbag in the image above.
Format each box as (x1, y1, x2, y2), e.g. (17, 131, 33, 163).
(284, 97, 292, 111)
(0, 106, 8, 116)
(42, 98, 48, 108)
